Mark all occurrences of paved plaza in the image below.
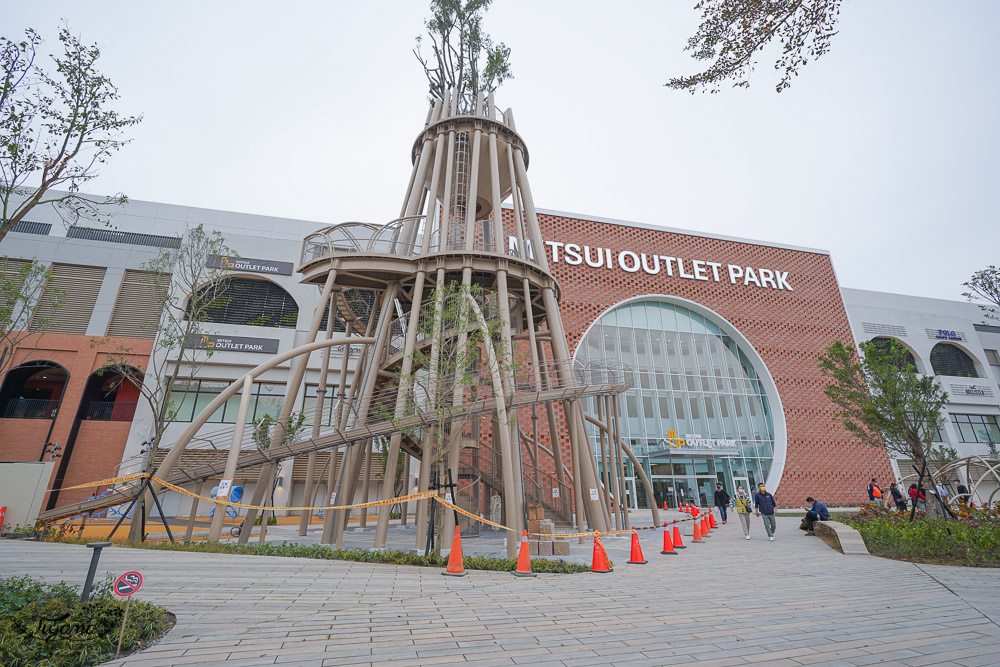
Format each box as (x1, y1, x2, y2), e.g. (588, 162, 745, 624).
(3, 515, 1000, 667)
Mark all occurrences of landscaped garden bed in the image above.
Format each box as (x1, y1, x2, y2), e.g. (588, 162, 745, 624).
(138, 540, 592, 573)
(0, 575, 172, 667)
(840, 503, 1000, 567)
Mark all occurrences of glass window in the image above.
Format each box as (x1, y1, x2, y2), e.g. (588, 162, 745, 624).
(930, 343, 979, 378)
(192, 277, 299, 329)
(951, 414, 1000, 443)
(167, 379, 287, 424)
(576, 298, 779, 505)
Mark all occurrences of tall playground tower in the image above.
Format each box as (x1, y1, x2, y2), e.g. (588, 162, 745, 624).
(40, 90, 659, 556)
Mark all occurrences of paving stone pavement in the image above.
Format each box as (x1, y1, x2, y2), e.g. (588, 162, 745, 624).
(2, 516, 999, 666)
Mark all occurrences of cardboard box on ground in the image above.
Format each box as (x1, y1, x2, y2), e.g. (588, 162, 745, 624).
(525, 504, 570, 556)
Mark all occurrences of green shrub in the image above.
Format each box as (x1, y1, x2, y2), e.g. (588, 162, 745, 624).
(842, 504, 1000, 567)
(0, 575, 170, 667)
(137, 540, 591, 572)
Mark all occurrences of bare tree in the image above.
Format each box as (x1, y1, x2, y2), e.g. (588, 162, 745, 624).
(963, 266, 1000, 323)
(0, 25, 141, 245)
(0, 258, 63, 381)
(414, 0, 513, 112)
(667, 0, 845, 94)
(93, 225, 235, 543)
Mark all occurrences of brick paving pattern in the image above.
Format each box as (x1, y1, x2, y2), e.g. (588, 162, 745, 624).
(3, 516, 998, 666)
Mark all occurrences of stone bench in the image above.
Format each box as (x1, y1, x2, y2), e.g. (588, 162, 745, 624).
(814, 520, 869, 555)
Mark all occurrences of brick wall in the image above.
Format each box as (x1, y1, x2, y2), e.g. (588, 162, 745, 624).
(0, 333, 152, 509)
(530, 211, 892, 507)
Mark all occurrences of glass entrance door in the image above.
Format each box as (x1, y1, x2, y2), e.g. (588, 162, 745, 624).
(624, 478, 637, 511)
(650, 476, 723, 508)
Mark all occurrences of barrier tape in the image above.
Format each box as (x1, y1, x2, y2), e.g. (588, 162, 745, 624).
(57, 472, 436, 514)
(58, 472, 715, 537)
(56, 472, 150, 491)
(435, 495, 712, 539)
(152, 477, 436, 512)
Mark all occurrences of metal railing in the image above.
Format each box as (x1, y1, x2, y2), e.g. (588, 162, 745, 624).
(300, 213, 529, 266)
(1, 398, 60, 419)
(85, 401, 138, 421)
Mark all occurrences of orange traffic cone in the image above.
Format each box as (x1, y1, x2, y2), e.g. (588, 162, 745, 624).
(663, 500, 669, 512)
(693, 506, 700, 517)
(591, 533, 613, 573)
(661, 527, 676, 555)
(672, 525, 686, 549)
(443, 526, 467, 577)
(701, 516, 711, 536)
(513, 530, 536, 577)
(709, 512, 718, 529)
(692, 519, 703, 543)
(628, 530, 647, 564)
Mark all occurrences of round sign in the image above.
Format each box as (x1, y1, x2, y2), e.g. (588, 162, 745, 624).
(113, 571, 143, 597)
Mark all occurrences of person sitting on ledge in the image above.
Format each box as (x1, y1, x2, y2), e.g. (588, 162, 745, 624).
(803, 496, 829, 536)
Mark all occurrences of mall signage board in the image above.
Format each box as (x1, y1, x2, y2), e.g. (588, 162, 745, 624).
(510, 237, 794, 291)
(662, 431, 739, 450)
(933, 329, 963, 341)
(208, 255, 294, 276)
(188, 334, 279, 354)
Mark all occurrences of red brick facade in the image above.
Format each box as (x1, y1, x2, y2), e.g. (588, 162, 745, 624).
(536, 212, 892, 506)
(0, 333, 152, 508)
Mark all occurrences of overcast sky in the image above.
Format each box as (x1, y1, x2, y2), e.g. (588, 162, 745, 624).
(7, 1, 999, 301)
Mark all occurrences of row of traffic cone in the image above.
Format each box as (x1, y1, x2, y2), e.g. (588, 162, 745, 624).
(444, 509, 720, 577)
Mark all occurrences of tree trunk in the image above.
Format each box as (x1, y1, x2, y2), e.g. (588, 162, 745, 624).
(912, 452, 945, 519)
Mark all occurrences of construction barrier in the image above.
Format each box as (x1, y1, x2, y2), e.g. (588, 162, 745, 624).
(50, 472, 718, 544)
(628, 530, 647, 564)
(443, 526, 467, 577)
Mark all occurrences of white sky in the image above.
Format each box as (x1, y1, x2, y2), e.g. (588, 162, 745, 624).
(7, 1, 999, 301)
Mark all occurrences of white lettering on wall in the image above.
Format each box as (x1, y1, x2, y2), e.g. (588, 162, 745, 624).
(526, 236, 794, 291)
(618, 251, 640, 273)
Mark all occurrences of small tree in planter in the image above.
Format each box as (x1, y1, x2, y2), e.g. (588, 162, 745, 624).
(819, 338, 948, 518)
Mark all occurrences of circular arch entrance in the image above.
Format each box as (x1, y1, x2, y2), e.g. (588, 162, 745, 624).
(573, 295, 787, 509)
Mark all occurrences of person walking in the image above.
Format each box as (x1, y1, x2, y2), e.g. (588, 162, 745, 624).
(754, 482, 778, 541)
(714, 483, 731, 524)
(802, 496, 829, 536)
(734, 484, 753, 540)
(866, 478, 884, 505)
(908, 483, 927, 511)
(889, 482, 907, 511)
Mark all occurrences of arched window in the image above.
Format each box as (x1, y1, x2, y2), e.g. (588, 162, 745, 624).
(930, 343, 979, 378)
(80, 368, 142, 421)
(868, 337, 918, 371)
(0, 361, 69, 419)
(191, 277, 299, 329)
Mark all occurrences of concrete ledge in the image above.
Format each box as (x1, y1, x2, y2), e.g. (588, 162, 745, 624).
(815, 520, 869, 556)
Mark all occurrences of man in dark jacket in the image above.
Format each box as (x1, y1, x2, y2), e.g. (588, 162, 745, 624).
(714, 483, 731, 524)
(803, 497, 829, 536)
(753, 482, 778, 542)
(754, 483, 778, 541)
